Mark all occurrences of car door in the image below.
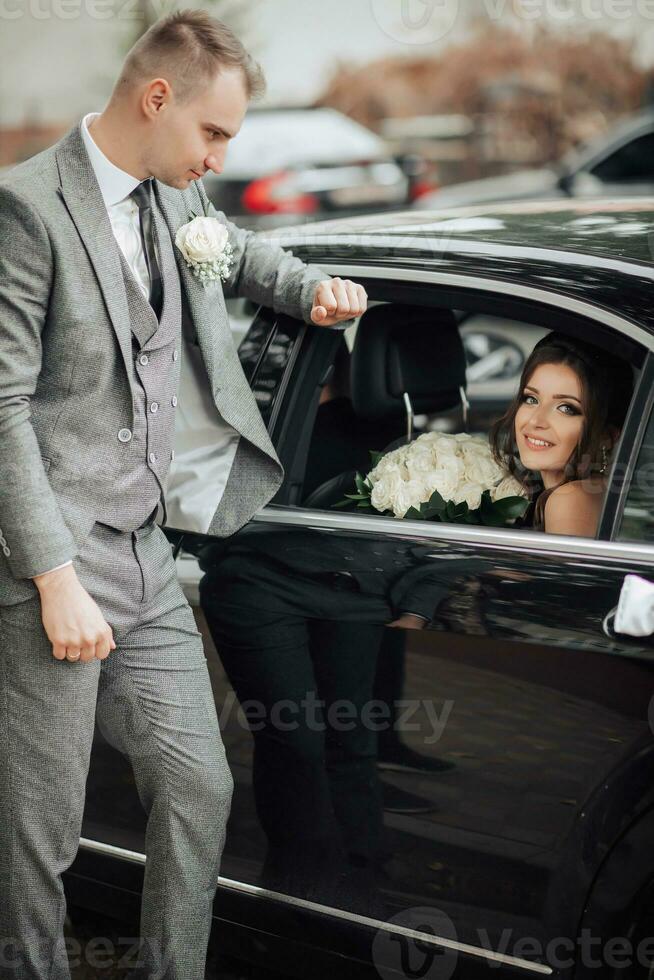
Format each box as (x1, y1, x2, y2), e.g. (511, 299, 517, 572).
(195, 268, 654, 977)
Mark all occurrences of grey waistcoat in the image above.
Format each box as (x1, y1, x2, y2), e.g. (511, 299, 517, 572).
(101, 195, 182, 532)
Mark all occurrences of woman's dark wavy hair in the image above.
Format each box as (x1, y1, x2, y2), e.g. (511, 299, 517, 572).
(489, 331, 633, 530)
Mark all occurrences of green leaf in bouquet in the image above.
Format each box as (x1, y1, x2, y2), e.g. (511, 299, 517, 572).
(332, 490, 372, 510)
(477, 489, 529, 527)
(404, 505, 424, 521)
(450, 500, 470, 521)
(476, 490, 500, 526)
(426, 488, 446, 511)
(368, 449, 386, 468)
(354, 472, 371, 496)
(492, 495, 530, 522)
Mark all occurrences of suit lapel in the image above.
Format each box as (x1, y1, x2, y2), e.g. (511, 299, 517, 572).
(154, 185, 233, 381)
(155, 186, 279, 450)
(55, 125, 134, 384)
(156, 183, 282, 462)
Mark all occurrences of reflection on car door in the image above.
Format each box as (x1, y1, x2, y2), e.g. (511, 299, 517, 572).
(196, 508, 654, 969)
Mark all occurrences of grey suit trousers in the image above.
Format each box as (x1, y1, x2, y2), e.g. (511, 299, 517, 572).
(0, 516, 234, 980)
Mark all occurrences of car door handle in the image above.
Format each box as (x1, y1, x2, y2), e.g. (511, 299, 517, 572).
(604, 574, 654, 639)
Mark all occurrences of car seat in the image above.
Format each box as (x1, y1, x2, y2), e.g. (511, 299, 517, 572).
(303, 302, 469, 511)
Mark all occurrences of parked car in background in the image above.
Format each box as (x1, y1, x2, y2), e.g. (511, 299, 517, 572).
(67, 200, 654, 980)
(202, 106, 410, 229)
(415, 108, 654, 210)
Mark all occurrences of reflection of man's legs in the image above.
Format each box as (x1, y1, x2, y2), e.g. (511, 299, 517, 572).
(200, 560, 391, 899)
(310, 621, 384, 867)
(95, 523, 233, 980)
(201, 568, 337, 876)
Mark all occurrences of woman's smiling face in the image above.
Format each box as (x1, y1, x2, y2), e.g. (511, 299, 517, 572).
(514, 361, 586, 488)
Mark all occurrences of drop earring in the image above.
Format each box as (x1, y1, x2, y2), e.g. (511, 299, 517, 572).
(599, 444, 609, 474)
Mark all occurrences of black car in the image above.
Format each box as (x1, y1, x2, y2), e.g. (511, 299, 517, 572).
(415, 109, 654, 211)
(67, 200, 654, 980)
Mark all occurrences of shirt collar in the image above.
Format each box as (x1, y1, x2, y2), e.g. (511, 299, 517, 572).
(80, 112, 142, 208)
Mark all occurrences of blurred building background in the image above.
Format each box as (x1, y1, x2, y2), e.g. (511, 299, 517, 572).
(2, 0, 654, 197)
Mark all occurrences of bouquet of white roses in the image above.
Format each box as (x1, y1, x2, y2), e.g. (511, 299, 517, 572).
(335, 432, 529, 527)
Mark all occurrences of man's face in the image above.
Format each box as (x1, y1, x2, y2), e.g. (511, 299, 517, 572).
(149, 67, 248, 189)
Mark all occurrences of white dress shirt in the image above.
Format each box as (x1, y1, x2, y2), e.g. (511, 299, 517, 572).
(45, 112, 240, 574)
(82, 112, 151, 299)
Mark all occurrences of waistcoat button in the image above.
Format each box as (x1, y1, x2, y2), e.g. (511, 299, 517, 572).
(149, 452, 157, 464)
(118, 428, 132, 443)
(139, 353, 149, 366)
(150, 402, 159, 414)
(173, 349, 179, 362)
(171, 395, 177, 407)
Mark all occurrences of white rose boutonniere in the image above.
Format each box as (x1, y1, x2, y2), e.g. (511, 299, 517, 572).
(175, 214, 234, 286)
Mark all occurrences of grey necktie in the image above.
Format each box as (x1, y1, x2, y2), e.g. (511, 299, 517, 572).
(130, 178, 164, 321)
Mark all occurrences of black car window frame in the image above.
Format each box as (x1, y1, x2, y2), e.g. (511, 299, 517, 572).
(237, 305, 309, 430)
(258, 264, 653, 558)
(611, 352, 654, 543)
(590, 132, 654, 184)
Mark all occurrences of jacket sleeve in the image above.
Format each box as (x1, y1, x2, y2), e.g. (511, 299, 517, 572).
(0, 184, 78, 580)
(194, 179, 351, 328)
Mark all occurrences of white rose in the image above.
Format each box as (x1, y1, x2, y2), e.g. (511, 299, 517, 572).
(425, 431, 455, 446)
(406, 448, 437, 478)
(372, 444, 408, 474)
(370, 470, 403, 512)
(492, 475, 528, 501)
(425, 456, 465, 500)
(175, 216, 229, 264)
(391, 479, 426, 518)
(418, 431, 442, 444)
(460, 443, 504, 487)
(370, 481, 392, 513)
(464, 455, 504, 488)
(369, 453, 403, 485)
(453, 481, 485, 510)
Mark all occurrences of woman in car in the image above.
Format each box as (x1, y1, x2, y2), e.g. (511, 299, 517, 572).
(490, 331, 633, 537)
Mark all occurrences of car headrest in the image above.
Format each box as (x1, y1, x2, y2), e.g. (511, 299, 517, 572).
(350, 303, 467, 422)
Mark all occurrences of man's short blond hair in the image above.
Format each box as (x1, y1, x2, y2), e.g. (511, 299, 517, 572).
(116, 8, 266, 104)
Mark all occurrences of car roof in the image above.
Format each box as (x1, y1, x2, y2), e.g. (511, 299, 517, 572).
(261, 198, 654, 268)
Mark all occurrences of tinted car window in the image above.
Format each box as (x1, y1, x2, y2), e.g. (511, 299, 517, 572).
(239, 308, 302, 427)
(591, 133, 654, 183)
(618, 407, 654, 543)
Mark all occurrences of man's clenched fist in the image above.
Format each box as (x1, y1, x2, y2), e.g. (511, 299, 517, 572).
(33, 564, 116, 662)
(310, 277, 367, 326)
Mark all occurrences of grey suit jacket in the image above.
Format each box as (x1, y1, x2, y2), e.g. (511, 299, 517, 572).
(0, 121, 331, 606)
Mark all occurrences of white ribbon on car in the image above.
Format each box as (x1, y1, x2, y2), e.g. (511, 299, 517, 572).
(614, 574, 654, 637)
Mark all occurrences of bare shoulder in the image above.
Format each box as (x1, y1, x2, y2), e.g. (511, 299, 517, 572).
(543, 478, 606, 537)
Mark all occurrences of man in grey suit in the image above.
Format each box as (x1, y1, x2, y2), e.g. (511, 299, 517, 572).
(0, 10, 367, 979)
